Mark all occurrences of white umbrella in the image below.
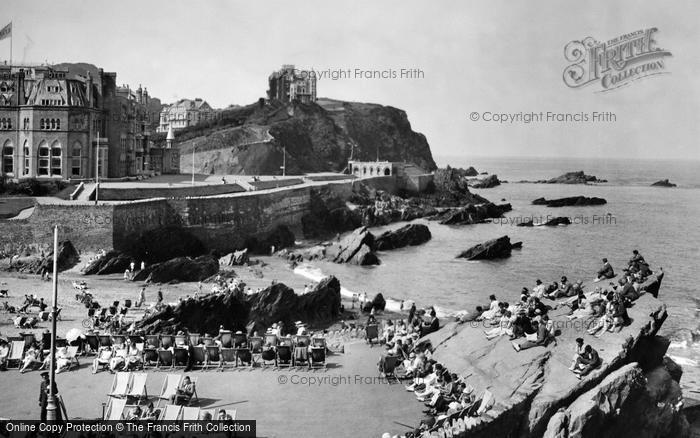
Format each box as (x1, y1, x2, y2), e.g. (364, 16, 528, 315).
(65, 328, 84, 343)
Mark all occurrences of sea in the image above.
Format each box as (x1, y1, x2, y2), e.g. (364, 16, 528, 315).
(295, 156, 700, 396)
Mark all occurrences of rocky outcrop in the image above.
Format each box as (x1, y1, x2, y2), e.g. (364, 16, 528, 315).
(13, 240, 80, 274)
(219, 249, 250, 266)
(430, 167, 490, 207)
(457, 235, 521, 260)
(374, 224, 432, 250)
(543, 362, 688, 438)
(419, 275, 688, 438)
(543, 217, 572, 226)
(533, 196, 607, 207)
(82, 250, 132, 275)
(135, 276, 341, 335)
(132, 255, 219, 283)
(651, 179, 677, 187)
(328, 227, 379, 265)
(521, 171, 607, 184)
(469, 174, 501, 189)
(464, 166, 479, 177)
(431, 203, 512, 225)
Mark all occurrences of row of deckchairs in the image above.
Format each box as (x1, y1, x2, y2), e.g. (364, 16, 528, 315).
(107, 372, 198, 408)
(103, 399, 235, 421)
(4, 340, 80, 371)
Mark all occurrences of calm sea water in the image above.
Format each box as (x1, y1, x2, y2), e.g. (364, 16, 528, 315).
(301, 156, 700, 393)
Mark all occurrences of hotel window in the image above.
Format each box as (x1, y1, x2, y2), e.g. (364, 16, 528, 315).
(37, 141, 50, 175)
(51, 142, 62, 176)
(23, 141, 29, 175)
(23, 117, 29, 130)
(71, 143, 81, 176)
(40, 119, 45, 130)
(56, 119, 60, 130)
(2, 143, 13, 174)
(50, 119, 56, 130)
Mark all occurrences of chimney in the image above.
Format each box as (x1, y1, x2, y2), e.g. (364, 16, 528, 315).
(86, 71, 93, 107)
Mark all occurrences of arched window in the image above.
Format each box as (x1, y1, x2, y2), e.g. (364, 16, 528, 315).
(2, 140, 13, 174)
(51, 141, 62, 176)
(384, 168, 391, 176)
(71, 142, 82, 176)
(56, 119, 60, 130)
(363, 167, 367, 175)
(40, 119, 45, 130)
(23, 140, 29, 175)
(51, 119, 56, 130)
(37, 141, 50, 175)
(369, 167, 374, 175)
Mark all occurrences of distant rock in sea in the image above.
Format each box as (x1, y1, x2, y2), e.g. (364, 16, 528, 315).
(456, 235, 521, 260)
(518, 170, 607, 184)
(651, 179, 677, 187)
(533, 196, 607, 207)
(430, 202, 511, 225)
(374, 224, 432, 251)
(464, 166, 479, 176)
(468, 174, 501, 189)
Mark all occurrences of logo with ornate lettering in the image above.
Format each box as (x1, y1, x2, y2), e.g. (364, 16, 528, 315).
(563, 28, 672, 91)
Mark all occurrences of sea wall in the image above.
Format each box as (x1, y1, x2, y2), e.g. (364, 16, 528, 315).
(0, 180, 355, 256)
(96, 183, 246, 201)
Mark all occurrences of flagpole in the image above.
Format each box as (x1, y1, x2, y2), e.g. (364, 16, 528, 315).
(45, 225, 59, 421)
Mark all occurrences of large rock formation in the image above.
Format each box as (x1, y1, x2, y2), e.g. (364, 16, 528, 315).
(121, 226, 207, 264)
(82, 250, 131, 275)
(533, 196, 607, 207)
(135, 276, 342, 335)
(651, 179, 677, 187)
(219, 249, 250, 266)
(418, 273, 689, 438)
(431, 203, 512, 225)
(132, 255, 219, 283)
(469, 174, 502, 189)
(457, 235, 521, 260)
(13, 240, 80, 274)
(242, 225, 295, 254)
(152, 98, 436, 175)
(374, 224, 432, 250)
(327, 226, 379, 265)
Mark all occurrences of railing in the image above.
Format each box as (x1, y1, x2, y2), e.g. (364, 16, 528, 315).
(69, 182, 85, 200)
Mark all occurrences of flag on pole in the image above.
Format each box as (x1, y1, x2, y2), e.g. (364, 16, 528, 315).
(0, 22, 11, 41)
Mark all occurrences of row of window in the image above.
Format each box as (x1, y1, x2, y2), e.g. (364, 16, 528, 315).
(39, 118, 61, 130)
(2, 141, 82, 176)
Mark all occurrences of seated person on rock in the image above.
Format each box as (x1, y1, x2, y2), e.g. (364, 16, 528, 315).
(568, 337, 586, 371)
(596, 258, 615, 281)
(420, 310, 440, 337)
(572, 345, 600, 379)
(628, 249, 645, 271)
(552, 276, 574, 299)
(478, 295, 500, 320)
(512, 318, 548, 352)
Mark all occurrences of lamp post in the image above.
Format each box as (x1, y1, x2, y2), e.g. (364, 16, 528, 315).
(45, 225, 59, 420)
(94, 133, 100, 205)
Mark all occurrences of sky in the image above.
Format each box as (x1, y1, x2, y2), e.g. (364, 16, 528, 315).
(3, 0, 699, 161)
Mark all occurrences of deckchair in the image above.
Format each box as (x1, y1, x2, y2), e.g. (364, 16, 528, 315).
(104, 398, 127, 420)
(310, 346, 326, 369)
(108, 372, 132, 398)
(191, 346, 206, 369)
(173, 347, 189, 369)
(84, 334, 99, 355)
(6, 340, 25, 369)
(232, 332, 247, 348)
(112, 335, 126, 348)
(160, 335, 174, 349)
(127, 372, 148, 401)
(157, 349, 174, 370)
(220, 347, 237, 370)
(98, 334, 112, 348)
(264, 333, 278, 347)
(205, 345, 221, 370)
(181, 406, 200, 420)
(64, 346, 80, 370)
(311, 336, 326, 349)
(365, 324, 379, 346)
(199, 408, 217, 420)
(249, 336, 263, 366)
(186, 376, 199, 406)
(121, 404, 139, 420)
(145, 335, 160, 349)
(174, 334, 188, 347)
(219, 331, 233, 348)
(156, 374, 182, 409)
(276, 345, 293, 369)
(160, 404, 182, 421)
(187, 333, 201, 347)
(142, 347, 158, 369)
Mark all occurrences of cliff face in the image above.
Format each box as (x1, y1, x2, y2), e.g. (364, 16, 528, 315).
(159, 98, 436, 175)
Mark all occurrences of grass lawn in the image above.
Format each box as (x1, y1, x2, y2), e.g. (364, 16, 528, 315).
(0, 197, 36, 219)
